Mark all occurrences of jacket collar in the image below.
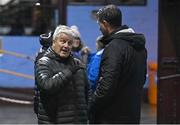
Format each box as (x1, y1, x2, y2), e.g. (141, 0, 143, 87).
(45, 47, 72, 63)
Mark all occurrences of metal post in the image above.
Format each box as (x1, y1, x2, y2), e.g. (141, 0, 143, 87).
(58, 0, 67, 25)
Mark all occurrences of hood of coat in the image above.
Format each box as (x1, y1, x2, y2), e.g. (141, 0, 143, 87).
(103, 25, 146, 51)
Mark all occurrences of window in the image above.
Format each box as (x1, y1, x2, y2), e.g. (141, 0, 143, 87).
(0, 0, 147, 36)
(68, 0, 147, 5)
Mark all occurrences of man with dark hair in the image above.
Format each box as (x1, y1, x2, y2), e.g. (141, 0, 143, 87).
(90, 4, 147, 124)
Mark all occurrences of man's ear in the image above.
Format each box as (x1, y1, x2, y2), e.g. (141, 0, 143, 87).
(51, 40, 55, 48)
(102, 20, 110, 28)
(102, 20, 111, 34)
(52, 40, 56, 44)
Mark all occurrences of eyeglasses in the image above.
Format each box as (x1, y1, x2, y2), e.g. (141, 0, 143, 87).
(96, 8, 103, 24)
(97, 8, 104, 15)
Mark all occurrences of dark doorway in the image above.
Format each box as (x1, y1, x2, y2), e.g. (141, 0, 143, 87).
(158, 0, 180, 123)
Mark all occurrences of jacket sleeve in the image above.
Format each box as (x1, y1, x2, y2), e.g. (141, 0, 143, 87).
(87, 54, 101, 83)
(74, 58, 91, 105)
(90, 41, 125, 112)
(35, 57, 72, 95)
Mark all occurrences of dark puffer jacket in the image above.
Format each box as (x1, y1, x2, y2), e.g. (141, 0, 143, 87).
(35, 47, 88, 124)
(90, 26, 147, 124)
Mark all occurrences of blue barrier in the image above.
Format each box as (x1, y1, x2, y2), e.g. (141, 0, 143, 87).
(0, 36, 39, 87)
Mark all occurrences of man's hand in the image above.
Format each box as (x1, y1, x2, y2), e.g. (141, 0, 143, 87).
(69, 65, 84, 74)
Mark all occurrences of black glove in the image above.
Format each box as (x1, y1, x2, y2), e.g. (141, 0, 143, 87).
(69, 65, 83, 74)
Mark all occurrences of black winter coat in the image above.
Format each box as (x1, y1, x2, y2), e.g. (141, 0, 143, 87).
(90, 26, 147, 124)
(35, 47, 89, 124)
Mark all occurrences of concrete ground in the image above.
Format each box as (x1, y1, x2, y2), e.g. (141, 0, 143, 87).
(141, 102, 156, 124)
(0, 102, 156, 124)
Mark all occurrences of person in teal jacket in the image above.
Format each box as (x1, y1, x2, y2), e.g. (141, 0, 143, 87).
(87, 35, 105, 91)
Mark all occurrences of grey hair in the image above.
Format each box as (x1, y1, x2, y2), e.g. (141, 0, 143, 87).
(53, 25, 75, 40)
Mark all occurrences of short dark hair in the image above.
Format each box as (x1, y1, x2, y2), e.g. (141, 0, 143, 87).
(97, 4, 122, 28)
